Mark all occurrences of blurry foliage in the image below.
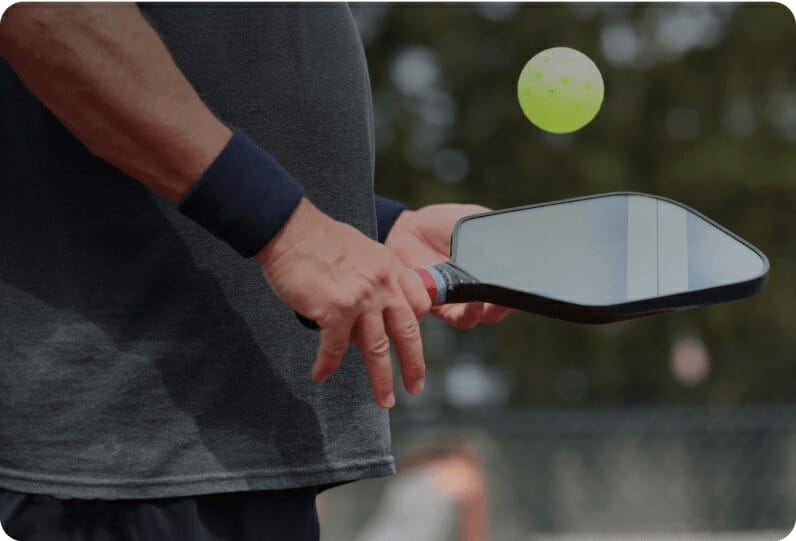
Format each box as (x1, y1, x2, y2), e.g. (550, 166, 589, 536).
(352, 3, 796, 407)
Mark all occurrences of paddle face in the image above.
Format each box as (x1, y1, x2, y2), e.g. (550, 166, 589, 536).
(419, 193, 768, 324)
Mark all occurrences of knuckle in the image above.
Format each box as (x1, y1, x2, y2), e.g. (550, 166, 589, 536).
(307, 307, 327, 322)
(331, 293, 357, 313)
(416, 295, 432, 314)
(321, 341, 348, 359)
(355, 280, 375, 302)
(373, 266, 392, 286)
(395, 319, 421, 341)
(365, 336, 392, 358)
(316, 310, 338, 328)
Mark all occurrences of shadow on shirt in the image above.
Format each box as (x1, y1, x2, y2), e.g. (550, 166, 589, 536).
(0, 101, 326, 491)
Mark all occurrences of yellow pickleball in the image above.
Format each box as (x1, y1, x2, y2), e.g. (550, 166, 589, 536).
(517, 47, 604, 134)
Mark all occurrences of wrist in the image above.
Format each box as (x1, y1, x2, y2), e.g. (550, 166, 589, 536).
(375, 195, 408, 243)
(253, 197, 315, 268)
(172, 120, 232, 198)
(384, 208, 415, 247)
(178, 129, 305, 258)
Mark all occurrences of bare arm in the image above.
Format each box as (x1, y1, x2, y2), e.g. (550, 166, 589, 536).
(0, 3, 231, 201)
(0, 3, 431, 408)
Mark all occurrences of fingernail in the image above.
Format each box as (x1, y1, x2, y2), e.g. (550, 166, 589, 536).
(383, 392, 396, 409)
(410, 378, 425, 395)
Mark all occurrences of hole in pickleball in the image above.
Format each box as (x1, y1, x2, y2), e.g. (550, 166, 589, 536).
(585, 82, 592, 90)
(561, 76, 570, 84)
(535, 71, 543, 80)
(544, 57, 550, 63)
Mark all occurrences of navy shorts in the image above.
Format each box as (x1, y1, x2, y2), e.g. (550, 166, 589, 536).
(0, 487, 319, 541)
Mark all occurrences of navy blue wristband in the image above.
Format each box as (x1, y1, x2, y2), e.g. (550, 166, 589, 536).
(178, 130, 305, 257)
(375, 195, 407, 243)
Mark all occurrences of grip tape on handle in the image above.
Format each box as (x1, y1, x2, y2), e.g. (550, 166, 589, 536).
(414, 266, 447, 305)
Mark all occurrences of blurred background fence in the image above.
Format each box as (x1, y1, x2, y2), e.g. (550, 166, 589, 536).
(322, 407, 796, 540)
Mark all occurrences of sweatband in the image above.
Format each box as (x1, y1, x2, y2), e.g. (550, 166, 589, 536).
(375, 195, 407, 243)
(178, 130, 305, 257)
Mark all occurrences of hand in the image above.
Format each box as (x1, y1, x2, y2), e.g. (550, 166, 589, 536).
(255, 198, 432, 408)
(385, 203, 513, 329)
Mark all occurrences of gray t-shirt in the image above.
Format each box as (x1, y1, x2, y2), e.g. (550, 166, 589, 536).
(0, 3, 393, 499)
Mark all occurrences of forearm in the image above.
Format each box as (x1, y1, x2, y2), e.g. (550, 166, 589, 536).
(0, 3, 230, 201)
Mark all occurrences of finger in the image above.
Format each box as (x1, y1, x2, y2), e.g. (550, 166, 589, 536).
(356, 311, 396, 409)
(312, 313, 356, 382)
(481, 303, 513, 324)
(392, 235, 451, 269)
(384, 298, 425, 395)
(456, 302, 484, 329)
(434, 302, 484, 330)
(399, 269, 432, 320)
(431, 304, 465, 325)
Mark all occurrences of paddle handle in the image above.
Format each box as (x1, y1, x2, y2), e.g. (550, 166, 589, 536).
(412, 266, 449, 306)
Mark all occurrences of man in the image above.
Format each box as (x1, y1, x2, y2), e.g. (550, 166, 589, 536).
(0, 4, 509, 539)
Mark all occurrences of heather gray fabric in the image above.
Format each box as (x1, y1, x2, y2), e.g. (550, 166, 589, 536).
(0, 3, 393, 499)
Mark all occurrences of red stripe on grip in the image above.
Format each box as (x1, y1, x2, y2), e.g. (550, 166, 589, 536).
(414, 268, 438, 304)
